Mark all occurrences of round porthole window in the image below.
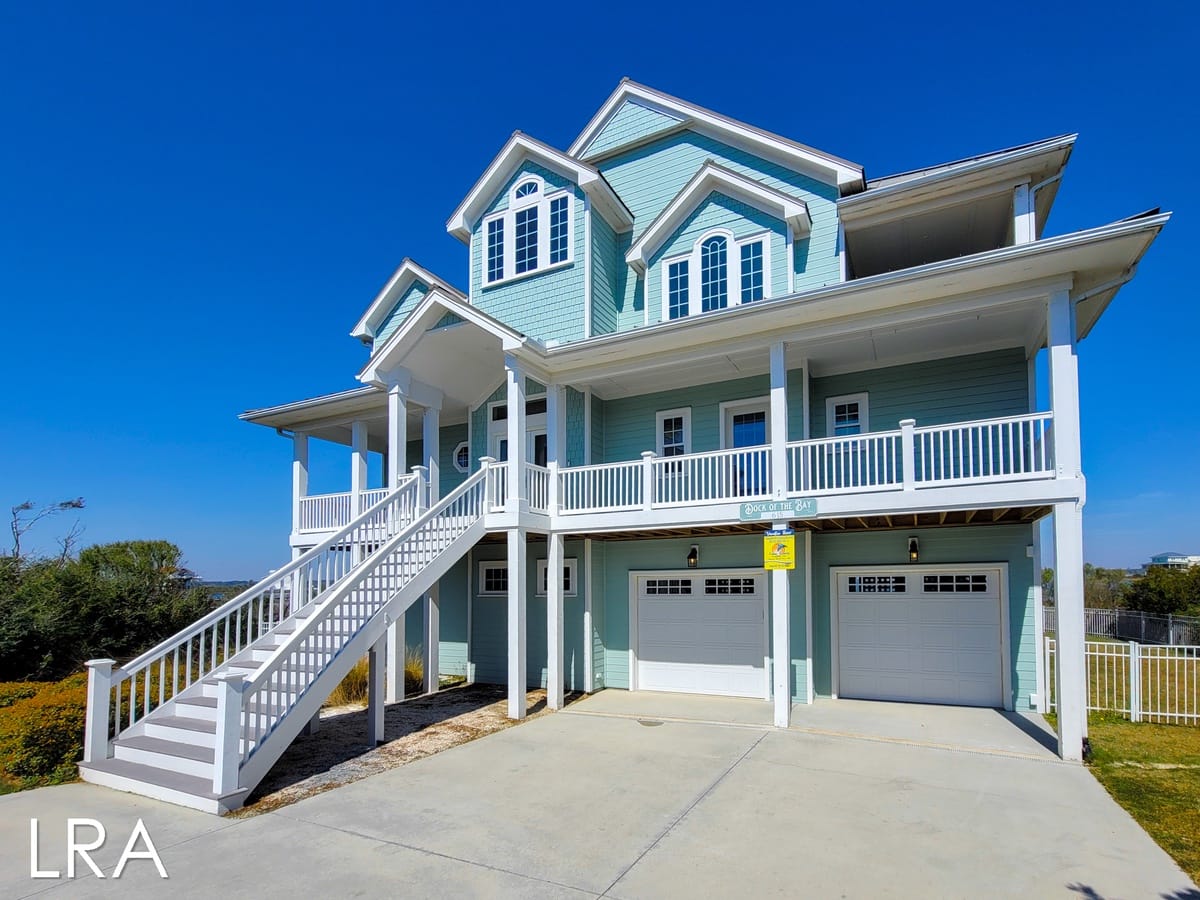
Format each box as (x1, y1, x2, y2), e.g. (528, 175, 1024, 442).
(453, 441, 471, 474)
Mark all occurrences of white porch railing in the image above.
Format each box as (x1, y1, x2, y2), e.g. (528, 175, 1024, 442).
(788, 431, 904, 496)
(553, 412, 1057, 517)
(1046, 638, 1200, 725)
(653, 446, 771, 506)
(526, 464, 550, 513)
(485, 459, 507, 511)
(297, 486, 396, 533)
(913, 412, 1054, 486)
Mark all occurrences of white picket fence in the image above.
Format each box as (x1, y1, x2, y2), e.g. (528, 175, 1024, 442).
(1045, 638, 1200, 725)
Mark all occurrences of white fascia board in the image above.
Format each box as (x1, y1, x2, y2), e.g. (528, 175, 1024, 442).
(357, 287, 546, 386)
(445, 132, 633, 244)
(626, 162, 811, 273)
(549, 212, 1169, 377)
(570, 80, 864, 191)
(349, 259, 467, 341)
(239, 386, 383, 428)
(840, 135, 1077, 223)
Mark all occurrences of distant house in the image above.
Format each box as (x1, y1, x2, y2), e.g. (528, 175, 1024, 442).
(1149, 552, 1200, 570)
(80, 80, 1169, 813)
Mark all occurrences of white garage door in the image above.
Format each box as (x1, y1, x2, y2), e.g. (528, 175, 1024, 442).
(836, 567, 1004, 708)
(635, 571, 766, 698)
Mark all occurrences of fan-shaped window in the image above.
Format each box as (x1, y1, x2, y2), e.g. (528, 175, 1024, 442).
(515, 181, 539, 199)
(700, 236, 729, 311)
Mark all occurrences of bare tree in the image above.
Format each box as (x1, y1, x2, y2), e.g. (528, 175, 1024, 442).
(9, 498, 85, 558)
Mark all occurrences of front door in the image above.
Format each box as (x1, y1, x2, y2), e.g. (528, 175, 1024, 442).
(724, 402, 769, 496)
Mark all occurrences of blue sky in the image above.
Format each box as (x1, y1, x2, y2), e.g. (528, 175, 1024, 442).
(0, 2, 1193, 578)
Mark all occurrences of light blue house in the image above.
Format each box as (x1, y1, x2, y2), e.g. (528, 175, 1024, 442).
(80, 81, 1169, 813)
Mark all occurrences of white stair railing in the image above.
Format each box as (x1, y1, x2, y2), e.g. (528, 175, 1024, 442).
(84, 474, 422, 754)
(233, 468, 489, 780)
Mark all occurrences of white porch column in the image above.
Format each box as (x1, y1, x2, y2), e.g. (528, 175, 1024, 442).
(803, 529, 814, 704)
(505, 355, 527, 514)
(367, 634, 386, 745)
(385, 378, 408, 704)
(292, 432, 309, 535)
(583, 538, 594, 693)
(351, 421, 368, 513)
(423, 403, 441, 695)
(1047, 287, 1086, 761)
(1014, 181, 1036, 244)
(507, 527, 528, 719)
(771, 521, 790, 727)
(386, 378, 408, 489)
(769, 342, 788, 497)
(547, 532, 565, 710)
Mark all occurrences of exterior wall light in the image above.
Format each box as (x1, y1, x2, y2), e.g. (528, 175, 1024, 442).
(687, 545, 699, 568)
(908, 536, 919, 564)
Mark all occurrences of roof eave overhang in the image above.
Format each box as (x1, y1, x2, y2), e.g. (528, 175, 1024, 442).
(570, 80, 865, 193)
(349, 260, 466, 341)
(446, 133, 633, 244)
(549, 213, 1169, 380)
(356, 287, 547, 387)
(239, 386, 384, 430)
(840, 135, 1078, 225)
(626, 162, 812, 273)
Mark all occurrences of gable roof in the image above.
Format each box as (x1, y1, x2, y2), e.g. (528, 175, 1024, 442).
(625, 162, 812, 273)
(570, 80, 865, 193)
(446, 132, 633, 243)
(350, 259, 465, 342)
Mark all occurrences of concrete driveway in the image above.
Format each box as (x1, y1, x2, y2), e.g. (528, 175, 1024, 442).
(2, 700, 1194, 899)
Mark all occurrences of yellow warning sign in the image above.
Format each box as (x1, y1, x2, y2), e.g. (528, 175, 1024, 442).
(763, 529, 795, 570)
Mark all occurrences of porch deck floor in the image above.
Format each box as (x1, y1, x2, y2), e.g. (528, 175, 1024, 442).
(566, 690, 1061, 760)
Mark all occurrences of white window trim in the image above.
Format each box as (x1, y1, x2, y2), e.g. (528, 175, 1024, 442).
(535, 558, 578, 597)
(825, 392, 870, 437)
(659, 227, 772, 321)
(718, 396, 771, 448)
(482, 176, 575, 287)
(477, 560, 509, 596)
(655, 407, 692, 456)
(452, 440, 471, 474)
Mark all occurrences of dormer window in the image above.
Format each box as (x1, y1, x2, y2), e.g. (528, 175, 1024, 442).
(483, 175, 574, 286)
(661, 230, 771, 320)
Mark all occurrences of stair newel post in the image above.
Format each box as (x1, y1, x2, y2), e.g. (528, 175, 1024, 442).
(412, 465, 430, 514)
(214, 672, 246, 795)
(641, 451, 656, 511)
(83, 659, 116, 763)
(479, 457, 496, 511)
(900, 419, 917, 490)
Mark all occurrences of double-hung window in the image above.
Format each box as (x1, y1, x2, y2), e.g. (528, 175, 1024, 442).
(483, 176, 574, 285)
(656, 408, 691, 458)
(661, 231, 770, 319)
(826, 393, 869, 436)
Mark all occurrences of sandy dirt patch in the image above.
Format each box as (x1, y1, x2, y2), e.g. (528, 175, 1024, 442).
(232, 683, 571, 817)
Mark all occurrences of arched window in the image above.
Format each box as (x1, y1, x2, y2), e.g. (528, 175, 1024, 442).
(514, 180, 539, 199)
(700, 236, 728, 311)
(483, 175, 574, 284)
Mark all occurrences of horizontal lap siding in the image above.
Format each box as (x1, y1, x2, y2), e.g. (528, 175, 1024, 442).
(810, 524, 1037, 711)
(469, 540, 587, 690)
(470, 162, 587, 344)
(584, 100, 684, 158)
(645, 194, 788, 324)
(601, 374, 770, 461)
(404, 421, 468, 498)
(599, 131, 841, 333)
(600, 534, 809, 701)
(398, 557, 468, 678)
(809, 348, 1029, 437)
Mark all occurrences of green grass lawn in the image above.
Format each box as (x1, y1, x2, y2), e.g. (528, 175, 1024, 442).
(1074, 712, 1200, 884)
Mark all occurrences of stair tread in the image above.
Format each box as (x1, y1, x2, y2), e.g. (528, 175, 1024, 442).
(176, 696, 218, 708)
(80, 758, 242, 801)
(151, 714, 217, 734)
(117, 734, 215, 763)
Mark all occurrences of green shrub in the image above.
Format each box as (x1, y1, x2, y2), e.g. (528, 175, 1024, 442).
(0, 673, 87, 783)
(0, 681, 51, 708)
